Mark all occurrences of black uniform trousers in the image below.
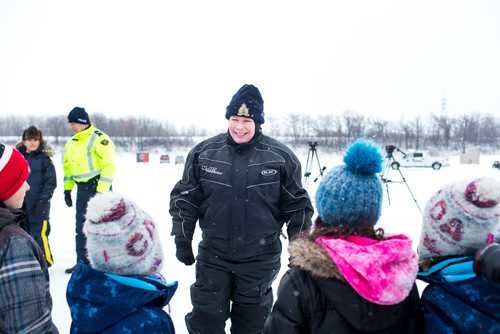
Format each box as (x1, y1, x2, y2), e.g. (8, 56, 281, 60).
(74, 176, 99, 264)
(186, 238, 281, 334)
(25, 219, 54, 266)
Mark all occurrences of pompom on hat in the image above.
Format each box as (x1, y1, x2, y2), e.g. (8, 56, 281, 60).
(0, 144, 30, 202)
(84, 192, 163, 276)
(418, 177, 500, 260)
(315, 139, 384, 227)
(225, 84, 265, 124)
(68, 106, 90, 125)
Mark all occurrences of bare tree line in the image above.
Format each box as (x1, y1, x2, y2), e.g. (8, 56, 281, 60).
(0, 114, 207, 151)
(268, 111, 499, 154)
(1, 111, 499, 154)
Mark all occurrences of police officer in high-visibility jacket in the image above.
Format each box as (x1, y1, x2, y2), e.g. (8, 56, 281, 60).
(63, 107, 116, 274)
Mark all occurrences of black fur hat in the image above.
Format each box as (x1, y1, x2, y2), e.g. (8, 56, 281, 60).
(22, 125, 43, 141)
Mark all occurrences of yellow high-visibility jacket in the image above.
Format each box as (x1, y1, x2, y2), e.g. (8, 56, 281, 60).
(63, 124, 116, 193)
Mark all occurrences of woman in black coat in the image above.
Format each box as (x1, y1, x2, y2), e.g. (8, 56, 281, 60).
(17, 125, 57, 266)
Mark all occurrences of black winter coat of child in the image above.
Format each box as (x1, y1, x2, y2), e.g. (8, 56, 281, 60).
(264, 237, 423, 334)
(17, 142, 57, 221)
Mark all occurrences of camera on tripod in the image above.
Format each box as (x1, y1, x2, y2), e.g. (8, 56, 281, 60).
(303, 140, 325, 188)
(385, 145, 406, 158)
(380, 144, 420, 212)
(309, 141, 318, 149)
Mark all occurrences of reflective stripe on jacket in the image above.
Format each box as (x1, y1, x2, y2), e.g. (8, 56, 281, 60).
(63, 124, 116, 193)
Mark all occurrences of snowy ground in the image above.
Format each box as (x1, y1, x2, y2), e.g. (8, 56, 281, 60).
(47, 149, 500, 333)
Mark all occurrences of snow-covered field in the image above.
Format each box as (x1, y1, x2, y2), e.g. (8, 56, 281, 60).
(47, 148, 500, 333)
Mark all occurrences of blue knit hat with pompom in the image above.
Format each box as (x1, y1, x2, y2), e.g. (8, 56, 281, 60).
(315, 139, 384, 227)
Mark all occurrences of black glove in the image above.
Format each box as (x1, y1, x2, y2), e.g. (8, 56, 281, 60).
(474, 243, 500, 283)
(175, 241, 195, 266)
(34, 199, 49, 217)
(64, 190, 73, 207)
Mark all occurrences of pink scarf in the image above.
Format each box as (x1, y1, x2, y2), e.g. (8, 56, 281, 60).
(316, 234, 418, 305)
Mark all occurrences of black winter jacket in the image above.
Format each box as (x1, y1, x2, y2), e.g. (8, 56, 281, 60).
(264, 238, 423, 334)
(170, 132, 313, 256)
(17, 142, 57, 221)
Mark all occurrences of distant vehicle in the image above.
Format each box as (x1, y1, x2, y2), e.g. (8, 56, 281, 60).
(493, 161, 500, 170)
(391, 151, 449, 170)
(175, 155, 185, 164)
(160, 154, 170, 164)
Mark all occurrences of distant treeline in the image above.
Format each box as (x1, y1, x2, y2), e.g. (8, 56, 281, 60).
(1, 110, 499, 154)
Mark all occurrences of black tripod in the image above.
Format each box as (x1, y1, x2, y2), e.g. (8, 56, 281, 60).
(303, 141, 326, 189)
(380, 145, 421, 212)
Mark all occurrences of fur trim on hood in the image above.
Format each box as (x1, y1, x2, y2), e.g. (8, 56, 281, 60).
(16, 140, 55, 157)
(289, 237, 346, 281)
(290, 234, 418, 306)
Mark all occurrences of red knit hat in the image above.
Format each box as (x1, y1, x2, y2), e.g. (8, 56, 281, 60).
(0, 144, 30, 201)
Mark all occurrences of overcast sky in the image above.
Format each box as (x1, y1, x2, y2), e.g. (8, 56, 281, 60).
(1, 0, 499, 130)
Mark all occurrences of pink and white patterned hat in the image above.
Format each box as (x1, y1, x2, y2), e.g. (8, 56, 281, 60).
(418, 177, 500, 260)
(84, 192, 163, 275)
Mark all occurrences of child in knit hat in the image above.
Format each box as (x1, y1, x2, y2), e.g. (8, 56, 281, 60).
(263, 139, 422, 334)
(0, 144, 59, 333)
(417, 177, 500, 333)
(66, 192, 177, 334)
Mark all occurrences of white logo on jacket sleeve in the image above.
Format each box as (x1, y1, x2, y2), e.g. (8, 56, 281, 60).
(261, 169, 278, 176)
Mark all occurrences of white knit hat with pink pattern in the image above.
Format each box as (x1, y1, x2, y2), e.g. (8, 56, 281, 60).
(84, 192, 163, 275)
(418, 177, 500, 259)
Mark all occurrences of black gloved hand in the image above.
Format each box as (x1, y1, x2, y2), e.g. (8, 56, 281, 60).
(474, 242, 500, 283)
(175, 241, 195, 266)
(64, 190, 73, 207)
(34, 199, 49, 217)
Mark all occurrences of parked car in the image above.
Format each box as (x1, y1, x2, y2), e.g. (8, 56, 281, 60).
(175, 155, 185, 164)
(391, 151, 449, 170)
(160, 154, 170, 164)
(493, 161, 500, 170)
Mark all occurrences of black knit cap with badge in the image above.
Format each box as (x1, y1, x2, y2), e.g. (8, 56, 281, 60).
(225, 84, 265, 124)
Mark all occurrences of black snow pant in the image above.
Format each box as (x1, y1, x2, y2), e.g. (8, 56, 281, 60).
(74, 176, 99, 265)
(185, 237, 281, 334)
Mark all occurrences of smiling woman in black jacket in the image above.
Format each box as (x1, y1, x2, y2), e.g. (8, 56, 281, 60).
(16, 125, 57, 266)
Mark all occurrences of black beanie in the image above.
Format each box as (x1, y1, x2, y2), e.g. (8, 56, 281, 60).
(225, 84, 265, 124)
(68, 107, 90, 125)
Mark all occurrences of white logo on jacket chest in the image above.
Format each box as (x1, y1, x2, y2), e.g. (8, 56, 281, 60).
(201, 165, 223, 175)
(261, 169, 278, 176)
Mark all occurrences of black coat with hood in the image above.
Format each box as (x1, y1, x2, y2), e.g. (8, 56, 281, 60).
(263, 237, 423, 334)
(16, 141, 57, 221)
(170, 131, 314, 257)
